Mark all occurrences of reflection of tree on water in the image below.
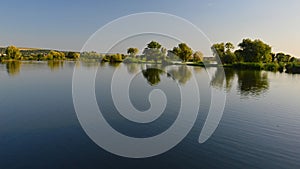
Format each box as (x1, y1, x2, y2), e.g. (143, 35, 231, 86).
(47, 61, 64, 71)
(142, 66, 164, 86)
(168, 65, 192, 85)
(126, 63, 139, 74)
(193, 66, 203, 73)
(211, 68, 269, 96)
(108, 62, 121, 68)
(236, 70, 269, 97)
(6, 61, 21, 76)
(211, 68, 235, 91)
(80, 61, 100, 68)
(140, 65, 192, 86)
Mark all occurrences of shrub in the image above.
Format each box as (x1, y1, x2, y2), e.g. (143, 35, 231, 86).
(286, 62, 300, 74)
(232, 62, 264, 70)
(264, 63, 279, 71)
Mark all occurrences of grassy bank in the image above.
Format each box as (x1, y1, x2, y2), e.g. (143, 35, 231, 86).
(224, 62, 286, 72)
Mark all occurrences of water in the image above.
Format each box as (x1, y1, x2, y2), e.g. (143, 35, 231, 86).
(0, 61, 300, 169)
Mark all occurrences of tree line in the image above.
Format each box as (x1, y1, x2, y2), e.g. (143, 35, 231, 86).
(211, 39, 299, 64)
(0, 46, 80, 61)
(125, 41, 203, 64)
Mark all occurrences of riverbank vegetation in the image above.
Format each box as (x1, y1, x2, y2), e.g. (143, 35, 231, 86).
(211, 39, 300, 73)
(0, 46, 80, 61)
(1, 38, 299, 73)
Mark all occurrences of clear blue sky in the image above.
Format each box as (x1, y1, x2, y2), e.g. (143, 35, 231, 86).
(0, 0, 299, 57)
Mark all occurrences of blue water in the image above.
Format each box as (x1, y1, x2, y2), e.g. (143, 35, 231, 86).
(0, 61, 299, 169)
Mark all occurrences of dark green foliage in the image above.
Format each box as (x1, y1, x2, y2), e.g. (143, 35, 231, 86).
(142, 67, 164, 86)
(127, 48, 139, 57)
(147, 41, 162, 49)
(264, 63, 280, 71)
(285, 62, 300, 74)
(232, 62, 264, 70)
(275, 53, 291, 62)
(170, 43, 193, 62)
(236, 70, 269, 96)
(238, 39, 272, 63)
(66, 52, 80, 59)
(211, 42, 236, 64)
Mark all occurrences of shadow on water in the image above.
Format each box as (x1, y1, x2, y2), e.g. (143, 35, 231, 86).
(5, 61, 22, 76)
(47, 61, 64, 71)
(125, 63, 269, 97)
(137, 64, 193, 86)
(167, 65, 192, 85)
(142, 66, 164, 86)
(211, 68, 269, 97)
(236, 70, 269, 97)
(2, 61, 270, 98)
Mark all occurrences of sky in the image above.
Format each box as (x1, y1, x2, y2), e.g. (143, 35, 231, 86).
(0, 0, 300, 57)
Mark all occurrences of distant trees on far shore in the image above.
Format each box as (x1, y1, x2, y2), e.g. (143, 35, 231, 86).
(0, 46, 80, 61)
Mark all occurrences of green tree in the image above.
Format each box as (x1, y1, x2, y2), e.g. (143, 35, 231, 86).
(127, 48, 139, 57)
(225, 42, 234, 51)
(46, 50, 65, 60)
(110, 53, 123, 62)
(275, 53, 291, 62)
(147, 41, 162, 49)
(290, 57, 298, 62)
(66, 52, 80, 59)
(171, 43, 193, 62)
(224, 42, 236, 64)
(211, 42, 236, 64)
(238, 39, 272, 63)
(211, 43, 225, 58)
(143, 41, 163, 62)
(193, 51, 204, 62)
(5, 46, 22, 60)
(234, 49, 243, 62)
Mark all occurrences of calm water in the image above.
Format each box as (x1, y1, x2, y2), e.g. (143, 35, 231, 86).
(0, 61, 300, 169)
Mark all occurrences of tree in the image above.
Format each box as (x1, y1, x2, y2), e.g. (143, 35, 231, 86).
(66, 52, 80, 59)
(225, 42, 234, 51)
(147, 41, 161, 49)
(193, 51, 204, 62)
(46, 50, 65, 60)
(127, 48, 139, 57)
(224, 42, 236, 64)
(211, 42, 236, 64)
(110, 53, 123, 62)
(238, 39, 272, 63)
(211, 43, 225, 58)
(290, 57, 298, 62)
(234, 49, 243, 62)
(275, 53, 291, 62)
(143, 41, 163, 62)
(5, 46, 21, 60)
(171, 43, 193, 62)
(223, 52, 236, 64)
